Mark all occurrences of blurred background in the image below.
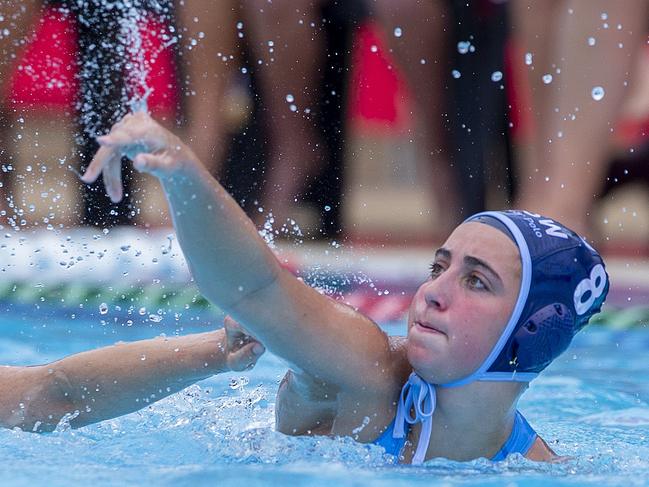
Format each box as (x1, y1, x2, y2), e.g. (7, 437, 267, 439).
(1, 0, 649, 255)
(1, 4, 649, 484)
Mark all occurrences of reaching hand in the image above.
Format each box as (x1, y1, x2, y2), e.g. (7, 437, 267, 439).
(222, 316, 266, 372)
(81, 112, 197, 203)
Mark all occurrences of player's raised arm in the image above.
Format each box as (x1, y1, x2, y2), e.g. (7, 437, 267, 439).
(81, 113, 396, 393)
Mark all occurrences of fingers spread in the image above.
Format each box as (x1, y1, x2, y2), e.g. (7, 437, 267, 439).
(105, 152, 124, 203)
(81, 144, 113, 184)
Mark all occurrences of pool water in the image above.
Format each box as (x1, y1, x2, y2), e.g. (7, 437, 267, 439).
(0, 306, 647, 487)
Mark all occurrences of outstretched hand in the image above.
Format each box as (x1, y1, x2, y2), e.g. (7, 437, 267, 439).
(81, 112, 197, 203)
(222, 316, 266, 372)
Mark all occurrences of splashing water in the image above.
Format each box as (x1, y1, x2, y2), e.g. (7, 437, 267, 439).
(525, 52, 533, 65)
(121, 5, 181, 165)
(0, 311, 648, 486)
(74, 1, 175, 145)
(121, 2, 160, 116)
(491, 71, 503, 82)
(457, 41, 474, 54)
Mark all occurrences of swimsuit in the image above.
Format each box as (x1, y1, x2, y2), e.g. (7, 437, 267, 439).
(373, 410, 537, 462)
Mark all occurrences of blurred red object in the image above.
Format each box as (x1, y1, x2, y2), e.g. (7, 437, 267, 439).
(5, 8, 78, 109)
(4, 6, 178, 116)
(347, 21, 409, 132)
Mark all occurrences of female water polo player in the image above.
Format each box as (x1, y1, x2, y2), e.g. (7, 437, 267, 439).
(82, 112, 609, 463)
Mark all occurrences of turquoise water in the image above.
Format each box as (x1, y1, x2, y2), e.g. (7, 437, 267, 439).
(0, 305, 648, 487)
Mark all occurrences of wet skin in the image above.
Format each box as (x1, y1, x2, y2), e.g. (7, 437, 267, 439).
(277, 223, 555, 461)
(81, 113, 556, 461)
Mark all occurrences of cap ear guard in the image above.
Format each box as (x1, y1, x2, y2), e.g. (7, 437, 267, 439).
(502, 303, 574, 373)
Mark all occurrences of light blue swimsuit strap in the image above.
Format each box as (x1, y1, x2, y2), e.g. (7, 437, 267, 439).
(373, 410, 537, 461)
(490, 411, 538, 461)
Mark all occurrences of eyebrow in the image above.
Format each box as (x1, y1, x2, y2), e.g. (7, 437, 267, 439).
(434, 247, 503, 286)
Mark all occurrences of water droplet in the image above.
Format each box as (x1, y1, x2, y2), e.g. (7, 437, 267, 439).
(149, 314, 163, 323)
(601, 12, 608, 20)
(542, 74, 553, 84)
(451, 69, 461, 79)
(491, 71, 503, 82)
(591, 86, 605, 101)
(99, 303, 108, 315)
(588, 37, 596, 46)
(289, 104, 297, 112)
(324, 205, 331, 212)
(457, 41, 471, 54)
(524, 52, 533, 65)
(393, 27, 402, 38)
(370, 44, 378, 53)
(285, 94, 294, 103)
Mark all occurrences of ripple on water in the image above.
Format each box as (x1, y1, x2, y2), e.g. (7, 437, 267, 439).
(580, 407, 649, 427)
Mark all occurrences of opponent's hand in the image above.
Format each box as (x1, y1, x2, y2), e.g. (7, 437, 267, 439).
(222, 316, 265, 372)
(81, 112, 197, 203)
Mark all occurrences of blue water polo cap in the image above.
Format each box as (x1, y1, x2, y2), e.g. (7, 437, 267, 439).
(447, 210, 609, 386)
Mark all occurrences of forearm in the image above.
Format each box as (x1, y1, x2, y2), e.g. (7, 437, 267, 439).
(161, 164, 393, 389)
(35, 330, 228, 430)
(161, 161, 282, 309)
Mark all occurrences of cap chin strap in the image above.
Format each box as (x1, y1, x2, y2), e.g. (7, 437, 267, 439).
(392, 369, 538, 464)
(393, 211, 536, 464)
(393, 372, 435, 464)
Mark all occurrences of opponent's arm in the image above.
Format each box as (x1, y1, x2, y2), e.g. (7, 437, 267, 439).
(81, 113, 397, 393)
(0, 320, 264, 432)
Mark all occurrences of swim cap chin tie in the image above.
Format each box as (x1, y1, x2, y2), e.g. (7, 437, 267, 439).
(393, 372, 436, 464)
(394, 210, 609, 464)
